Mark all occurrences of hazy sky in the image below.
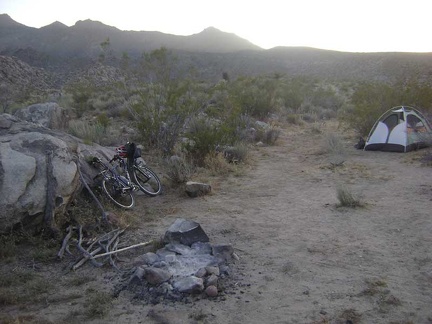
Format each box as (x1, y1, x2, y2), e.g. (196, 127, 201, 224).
(1, 0, 430, 53)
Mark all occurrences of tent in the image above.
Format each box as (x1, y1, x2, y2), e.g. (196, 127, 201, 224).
(364, 106, 432, 152)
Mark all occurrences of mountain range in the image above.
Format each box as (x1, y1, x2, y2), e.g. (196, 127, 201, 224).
(1, 13, 432, 85)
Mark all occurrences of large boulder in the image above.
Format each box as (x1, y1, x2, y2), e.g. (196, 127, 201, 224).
(0, 113, 114, 233)
(14, 102, 69, 130)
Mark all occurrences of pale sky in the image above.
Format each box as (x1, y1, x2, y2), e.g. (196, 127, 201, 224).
(0, 0, 430, 53)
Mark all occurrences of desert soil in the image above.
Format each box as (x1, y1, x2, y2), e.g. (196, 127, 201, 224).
(2, 121, 432, 324)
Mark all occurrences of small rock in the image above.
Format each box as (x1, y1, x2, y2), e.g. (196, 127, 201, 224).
(185, 181, 211, 198)
(205, 285, 218, 297)
(195, 267, 207, 278)
(206, 274, 218, 287)
(165, 254, 176, 263)
(212, 244, 234, 262)
(129, 267, 145, 284)
(133, 252, 160, 266)
(144, 267, 172, 285)
(219, 264, 231, 276)
(172, 276, 204, 294)
(191, 241, 212, 254)
(165, 243, 193, 255)
(205, 266, 220, 276)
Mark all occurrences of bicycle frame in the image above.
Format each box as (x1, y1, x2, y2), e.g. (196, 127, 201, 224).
(93, 156, 136, 192)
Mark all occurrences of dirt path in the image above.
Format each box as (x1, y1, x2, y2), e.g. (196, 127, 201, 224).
(4, 122, 431, 324)
(105, 123, 431, 324)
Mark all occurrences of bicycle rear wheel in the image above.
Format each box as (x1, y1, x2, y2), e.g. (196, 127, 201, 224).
(131, 163, 161, 196)
(102, 177, 134, 209)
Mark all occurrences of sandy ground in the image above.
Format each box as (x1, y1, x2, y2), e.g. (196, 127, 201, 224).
(2, 121, 432, 323)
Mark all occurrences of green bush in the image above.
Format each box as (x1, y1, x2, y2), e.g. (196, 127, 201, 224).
(184, 118, 229, 165)
(65, 80, 96, 117)
(131, 80, 209, 155)
(229, 76, 279, 118)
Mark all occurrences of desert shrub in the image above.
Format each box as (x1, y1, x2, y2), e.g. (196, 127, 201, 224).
(302, 112, 318, 123)
(318, 108, 338, 120)
(68, 120, 107, 144)
(279, 77, 316, 113)
(96, 113, 111, 128)
(183, 118, 228, 165)
(165, 155, 195, 184)
(131, 80, 209, 155)
(216, 143, 249, 163)
(65, 80, 96, 117)
(285, 113, 304, 125)
(324, 132, 347, 166)
(229, 76, 279, 119)
(255, 125, 281, 145)
(204, 152, 233, 176)
(336, 186, 364, 208)
(325, 133, 346, 155)
(308, 121, 324, 134)
(310, 85, 344, 111)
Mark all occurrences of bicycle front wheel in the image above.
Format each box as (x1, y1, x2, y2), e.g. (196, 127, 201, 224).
(102, 177, 134, 209)
(131, 164, 162, 196)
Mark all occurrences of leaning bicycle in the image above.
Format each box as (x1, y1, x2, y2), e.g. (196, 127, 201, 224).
(115, 142, 162, 196)
(92, 155, 137, 209)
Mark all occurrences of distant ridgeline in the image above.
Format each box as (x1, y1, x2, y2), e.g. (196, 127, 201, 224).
(1, 14, 432, 84)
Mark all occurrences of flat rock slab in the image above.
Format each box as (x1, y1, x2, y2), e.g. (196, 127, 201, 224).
(164, 218, 209, 246)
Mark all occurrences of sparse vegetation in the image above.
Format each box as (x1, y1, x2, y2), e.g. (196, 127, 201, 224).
(3, 36, 432, 324)
(85, 291, 113, 319)
(68, 119, 108, 145)
(165, 154, 196, 184)
(336, 186, 364, 208)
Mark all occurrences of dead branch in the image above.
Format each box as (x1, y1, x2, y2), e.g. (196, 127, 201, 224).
(72, 247, 103, 271)
(60, 226, 148, 271)
(57, 225, 74, 259)
(76, 226, 103, 268)
(76, 156, 107, 222)
(92, 241, 153, 259)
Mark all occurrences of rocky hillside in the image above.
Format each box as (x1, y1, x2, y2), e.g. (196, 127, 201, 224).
(1, 14, 432, 87)
(0, 55, 56, 110)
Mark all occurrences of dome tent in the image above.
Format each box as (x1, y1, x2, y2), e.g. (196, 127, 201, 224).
(364, 106, 432, 152)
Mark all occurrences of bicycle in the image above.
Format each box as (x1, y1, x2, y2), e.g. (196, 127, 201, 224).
(91, 155, 138, 209)
(115, 143, 162, 197)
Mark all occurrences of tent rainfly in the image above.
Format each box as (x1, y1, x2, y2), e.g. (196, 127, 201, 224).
(364, 106, 432, 152)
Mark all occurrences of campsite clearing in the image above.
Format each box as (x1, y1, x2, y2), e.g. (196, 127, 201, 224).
(1, 121, 431, 324)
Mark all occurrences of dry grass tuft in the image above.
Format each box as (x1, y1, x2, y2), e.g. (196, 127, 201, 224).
(84, 290, 113, 319)
(204, 152, 234, 176)
(165, 155, 195, 184)
(336, 186, 364, 208)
